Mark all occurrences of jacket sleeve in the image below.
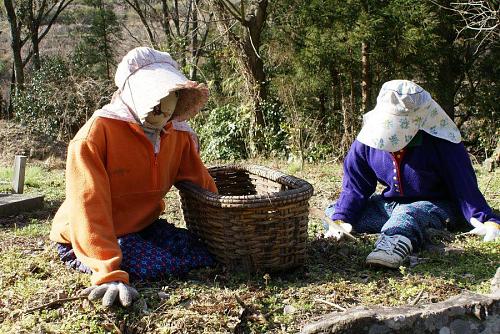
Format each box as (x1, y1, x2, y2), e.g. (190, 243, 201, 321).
(175, 133, 218, 193)
(436, 140, 500, 226)
(66, 139, 129, 285)
(331, 141, 377, 224)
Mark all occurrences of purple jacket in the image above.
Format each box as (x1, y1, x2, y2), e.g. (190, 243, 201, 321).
(332, 132, 500, 227)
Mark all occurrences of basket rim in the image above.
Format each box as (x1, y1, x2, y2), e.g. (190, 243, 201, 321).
(176, 164, 314, 208)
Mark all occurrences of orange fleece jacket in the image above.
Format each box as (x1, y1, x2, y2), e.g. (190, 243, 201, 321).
(50, 117, 217, 285)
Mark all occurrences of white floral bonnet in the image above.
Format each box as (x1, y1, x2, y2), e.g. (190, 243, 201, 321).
(357, 80, 461, 152)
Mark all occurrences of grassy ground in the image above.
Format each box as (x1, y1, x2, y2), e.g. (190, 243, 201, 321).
(0, 160, 499, 333)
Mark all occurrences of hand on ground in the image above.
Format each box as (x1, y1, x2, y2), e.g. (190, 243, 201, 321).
(324, 219, 354, 240)
(80, 281, 139, 307)
(468, 218, 500, 242)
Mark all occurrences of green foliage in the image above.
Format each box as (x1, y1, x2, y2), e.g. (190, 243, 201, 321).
(454, 43, 500, 159)
(263, 0, 499, 161)
(191, 99, 288, 161)
(2, 0, 499, 162)
(193, 104, 251, 161)
(12, 56, 114, 141)
(73, 0, 122, 79)
(260, 99, 288, 157)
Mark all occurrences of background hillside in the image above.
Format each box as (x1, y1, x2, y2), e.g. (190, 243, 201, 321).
(1, 0, 498, 165)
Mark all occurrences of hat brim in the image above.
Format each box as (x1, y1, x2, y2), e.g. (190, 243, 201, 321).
(121, 62, 188, 121)
(420, 100, 461, 144)
(357, 107, 421, 152)
(357, 99, 461, 152)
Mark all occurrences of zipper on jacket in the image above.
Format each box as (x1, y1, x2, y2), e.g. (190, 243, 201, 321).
(152, 153, 159, 189)
(129, 123, 162, 190)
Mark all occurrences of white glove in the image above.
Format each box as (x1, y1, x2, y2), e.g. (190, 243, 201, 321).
(309, 207, 357, 241)
(323, 219, 354, 240)
(468, 218, 500, 242)
(80, 281, 139, 307)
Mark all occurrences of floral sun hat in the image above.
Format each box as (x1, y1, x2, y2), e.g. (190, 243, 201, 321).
(357, 80, 461, 152)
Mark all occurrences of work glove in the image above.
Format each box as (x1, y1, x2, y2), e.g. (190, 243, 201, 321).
(309, 207, 356, 241)
(80, 281, 139, 308)
(468, 218, 500, 242)
(323, 219, 354, 240)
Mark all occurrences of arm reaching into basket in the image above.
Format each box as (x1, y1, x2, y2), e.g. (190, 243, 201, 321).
(175, 130, 218, 193)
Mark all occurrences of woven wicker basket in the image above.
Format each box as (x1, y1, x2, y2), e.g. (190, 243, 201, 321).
(176, 164, 314, 273)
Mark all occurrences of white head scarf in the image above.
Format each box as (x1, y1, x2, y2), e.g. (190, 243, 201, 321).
(93, 47, 206, 151)
(357, 80, 461, 152)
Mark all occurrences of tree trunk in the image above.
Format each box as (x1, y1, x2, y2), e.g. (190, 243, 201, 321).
(97, 0, 111, 79)
(189, 0, 199, 80)
(242, 0, 268, 128)
(4, 0, 25, 88)
(212, 0, 269, 156)
(361, 41, 371, 114)
(213, 0, 268, 127)
(126, 0, 158, 48)
(436, 25, 459, 119)
(339, 74, 350, 156)
(434, 1, 461, 119)
(28, 1, 41, 70)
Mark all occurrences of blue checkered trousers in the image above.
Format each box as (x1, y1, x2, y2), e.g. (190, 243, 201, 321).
(56, 219, 214, 281)
(326, 194, 460, 250)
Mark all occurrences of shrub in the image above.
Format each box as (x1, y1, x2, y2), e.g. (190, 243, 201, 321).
(12, 56, 114, 141)
(192, 104, 250, 161)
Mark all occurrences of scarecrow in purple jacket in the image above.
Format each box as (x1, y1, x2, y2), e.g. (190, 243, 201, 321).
(325, 80, 499, 269)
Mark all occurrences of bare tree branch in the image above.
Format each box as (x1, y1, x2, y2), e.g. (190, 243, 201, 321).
(431, 1, 499, 52)
(124, 0, 159, 47)
(219, 0, 244, 22)
(39, 0, 74, 42)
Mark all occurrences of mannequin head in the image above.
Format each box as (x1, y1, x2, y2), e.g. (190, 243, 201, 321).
(143, 91, 179, 129)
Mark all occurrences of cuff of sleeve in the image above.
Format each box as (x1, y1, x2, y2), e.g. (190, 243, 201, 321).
(332, 213, 352, 225)
(484, 221, 500, 230)
(92, 270, 129, 285)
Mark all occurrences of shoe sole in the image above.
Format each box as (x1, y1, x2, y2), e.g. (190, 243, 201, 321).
(366, 258, 401, 269)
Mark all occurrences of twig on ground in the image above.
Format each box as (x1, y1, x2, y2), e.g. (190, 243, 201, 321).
(313, 298, 347, 311)
(234, 294, 266, 324)
(410, 290, 424, 306)
(22, 296, 87, 314)
(235, 294, 247, 308)
(101, 311, 123, 334)
(483, 175, 494, 196)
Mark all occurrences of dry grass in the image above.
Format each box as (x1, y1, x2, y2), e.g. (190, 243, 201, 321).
(0, 160, 498, 333)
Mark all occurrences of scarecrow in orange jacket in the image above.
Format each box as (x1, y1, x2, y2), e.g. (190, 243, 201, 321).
(50, 47, 217, 307)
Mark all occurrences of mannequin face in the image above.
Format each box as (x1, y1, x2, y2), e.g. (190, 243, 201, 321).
(144, 91, 179, 128)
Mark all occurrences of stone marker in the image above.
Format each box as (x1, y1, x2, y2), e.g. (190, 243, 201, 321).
(0, 193, 44, 217)
(0, 155, 44, 217)
(12, 155, 27, 194)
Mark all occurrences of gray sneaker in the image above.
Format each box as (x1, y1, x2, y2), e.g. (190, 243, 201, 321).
(366, 234, 413, 268)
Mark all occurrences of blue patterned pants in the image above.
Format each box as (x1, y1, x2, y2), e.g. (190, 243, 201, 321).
(56, 219, 214, 281)
(326, 195, 460, 250)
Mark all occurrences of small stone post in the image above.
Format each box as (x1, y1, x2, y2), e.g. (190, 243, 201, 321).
(12, 155, 27, 194)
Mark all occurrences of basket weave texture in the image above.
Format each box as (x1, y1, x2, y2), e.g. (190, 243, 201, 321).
(176, 164, 314, 273)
